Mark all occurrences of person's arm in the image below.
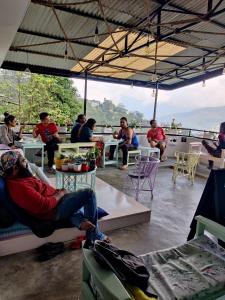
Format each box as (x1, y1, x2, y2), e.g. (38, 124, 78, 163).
(51, 124, 62, 142)
(53, 189, 67, 202)
(8, 181, 59, 215)
(52, 132, 62, 142)
(218, 133, 225, 149)
(17, 124, 25, 139)
(33, 125, 39, 138)
(0, 126, 13, 146)
(147, 130, 152, 143)
(162, 128, 166, 141)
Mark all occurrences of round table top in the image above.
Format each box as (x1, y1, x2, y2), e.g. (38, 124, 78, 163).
(55, 168, 97, 176)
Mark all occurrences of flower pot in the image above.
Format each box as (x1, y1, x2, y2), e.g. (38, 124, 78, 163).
(55, 158, 64, 170)
(89, 159, 96, 171)
(68, 163, 74, 171)
(74, 163, 82, 172)
(61, 164, 69, 171)
(81, 163, 89, 172)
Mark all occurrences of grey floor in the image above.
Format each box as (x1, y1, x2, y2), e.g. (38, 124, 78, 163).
(0, 167, 207, 300)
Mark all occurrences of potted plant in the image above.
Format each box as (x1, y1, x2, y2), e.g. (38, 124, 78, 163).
(55, 152, 66, 170)
(86, 147, 100, 171)
(73, 155, 84, 172)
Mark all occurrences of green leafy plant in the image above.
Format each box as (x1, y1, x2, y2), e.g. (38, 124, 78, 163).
(86, 147, 100, 160)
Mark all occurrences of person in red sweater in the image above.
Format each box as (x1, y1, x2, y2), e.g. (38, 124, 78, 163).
(33, 112, 61, 174)
(147, 119, 167, 161)
(1, 151, 109, 244)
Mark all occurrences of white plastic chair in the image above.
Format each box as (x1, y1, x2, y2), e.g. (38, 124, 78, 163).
(128, 155, 159, 200)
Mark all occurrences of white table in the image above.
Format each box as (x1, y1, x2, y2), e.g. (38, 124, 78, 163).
(139, 146, 160, 159)
(56, 169, 96, 192)
(102, 140, 119, 167)
(15, 139, 45, 170)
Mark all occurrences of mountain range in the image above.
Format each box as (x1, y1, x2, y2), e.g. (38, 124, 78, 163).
(159, 106, 225, 131)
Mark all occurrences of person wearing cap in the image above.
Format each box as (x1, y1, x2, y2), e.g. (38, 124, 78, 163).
(1, 151, 110, 244)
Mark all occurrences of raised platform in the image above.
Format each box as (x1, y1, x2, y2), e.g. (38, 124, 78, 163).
(0, 178, 150, 256)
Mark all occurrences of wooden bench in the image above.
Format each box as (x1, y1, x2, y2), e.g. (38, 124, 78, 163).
(57, 142, 96, 157)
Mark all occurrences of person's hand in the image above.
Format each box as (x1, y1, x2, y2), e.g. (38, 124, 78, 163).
(20, 124, 25, 131)
(113, 131, 118, 139)
(54, 188, 68, 201)
(10, 145, 17, 149)
(55, 188, 68, 195)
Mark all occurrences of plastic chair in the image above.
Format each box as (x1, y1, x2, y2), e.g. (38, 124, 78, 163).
(128, 155, 159, 200)
(172, 152, 200, 184)
(189, 142, 202, 153)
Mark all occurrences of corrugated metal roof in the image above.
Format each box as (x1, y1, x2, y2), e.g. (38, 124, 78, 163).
(2, 0, 225, 90)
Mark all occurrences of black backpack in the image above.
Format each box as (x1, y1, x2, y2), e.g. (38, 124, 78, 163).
(93, 240, 150, 290)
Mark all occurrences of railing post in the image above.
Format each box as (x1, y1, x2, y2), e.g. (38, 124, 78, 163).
(153, 82, 159, 119)
(84, 71, 87, 115)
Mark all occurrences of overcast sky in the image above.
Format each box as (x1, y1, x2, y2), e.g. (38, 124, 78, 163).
(72, 74, 225, 119)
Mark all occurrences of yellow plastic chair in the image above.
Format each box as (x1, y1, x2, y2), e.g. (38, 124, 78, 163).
(172, 152, 200, 184)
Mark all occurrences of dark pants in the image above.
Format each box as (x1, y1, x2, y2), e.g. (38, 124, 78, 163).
(110, 143, 137, 165)
(45, 138, 58, 168)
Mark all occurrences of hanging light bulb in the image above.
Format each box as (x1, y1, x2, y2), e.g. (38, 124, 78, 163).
(202, 79, 206, 87)
(94, 23, 99, 44)
(151, 73, 158, 82)
(151, 89, 155, 97)
(24, 67, 31, 73)
(24, 53, 31, 73)
(64, 42, 68, 61)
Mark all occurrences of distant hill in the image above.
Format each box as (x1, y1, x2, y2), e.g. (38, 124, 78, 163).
(159, 106, 225, 131)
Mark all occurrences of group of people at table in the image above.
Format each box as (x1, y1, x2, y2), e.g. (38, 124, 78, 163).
(1, 111, 225, 172)
(0, 112, 167, 172)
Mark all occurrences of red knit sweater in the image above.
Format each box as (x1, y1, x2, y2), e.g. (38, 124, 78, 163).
(6, 176, 57, 219)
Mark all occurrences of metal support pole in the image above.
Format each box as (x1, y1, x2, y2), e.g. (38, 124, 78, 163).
(84, 71, 87, 115)
(153, 82, 159, 119)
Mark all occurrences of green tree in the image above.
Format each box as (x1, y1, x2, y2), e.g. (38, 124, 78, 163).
(0, 70, 82, 124)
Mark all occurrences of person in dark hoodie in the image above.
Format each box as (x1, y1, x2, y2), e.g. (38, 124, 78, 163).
(202, 122, 225, 168)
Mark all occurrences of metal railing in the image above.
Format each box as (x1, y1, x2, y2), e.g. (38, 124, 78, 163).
(0, 123, 219, 141)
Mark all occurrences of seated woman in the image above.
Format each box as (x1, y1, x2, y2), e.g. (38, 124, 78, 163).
(78, 118, 103, 167)
(202, 122, 225, 169)
(109, 117, 139, 170)
(0, 113, 24, 149)
(147, 119, 166, 161)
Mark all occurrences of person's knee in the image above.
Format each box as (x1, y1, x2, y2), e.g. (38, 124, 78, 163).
(83, 188, 96, 201)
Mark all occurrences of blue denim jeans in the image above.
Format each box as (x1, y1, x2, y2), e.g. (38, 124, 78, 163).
(55, 189, 105, 242)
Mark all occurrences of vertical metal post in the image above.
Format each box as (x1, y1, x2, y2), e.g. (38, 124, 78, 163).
(153, 82, 159, 119)
(84, 71, 87, 115)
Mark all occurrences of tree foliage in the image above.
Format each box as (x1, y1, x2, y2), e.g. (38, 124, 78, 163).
(0, 70, 82, 124)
